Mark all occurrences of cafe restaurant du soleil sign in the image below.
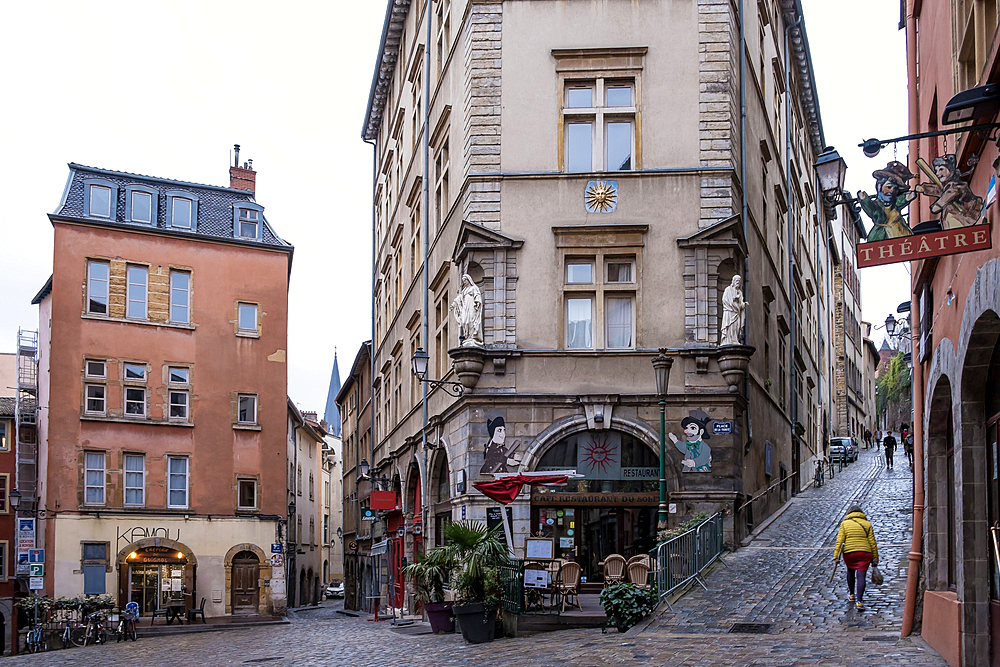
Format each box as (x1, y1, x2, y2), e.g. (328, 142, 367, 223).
(855, 156, 992, 268)
(530, 492, 658, 506)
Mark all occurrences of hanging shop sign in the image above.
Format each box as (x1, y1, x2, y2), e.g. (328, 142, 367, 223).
(370, 490, 396, 510)
(856, 157, 992, 268)
(361, 508, 377, 522)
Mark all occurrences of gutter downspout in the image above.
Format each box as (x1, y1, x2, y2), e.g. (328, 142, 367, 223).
(901, 0, 923, 637)
(739, 0, 754, 513)
(785, 14, 802, 486)
(364, 130, 377, 614)
(420, 0, 432, 557)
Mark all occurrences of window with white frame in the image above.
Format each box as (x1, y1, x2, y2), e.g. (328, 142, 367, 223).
(170, 270, 190, 323)
(129, 190, 153, 224)
(124, 454, 145, 506)
(166, 191, 198, 229)
(562, 79, 636, 172)
(434, 139, 450, 232)
(238, 478, 257, 510)
(237, 394, 257, 424)
(85, 384, 106, 415)
(435, 0, 451, 78)
(167, 366, 190, 421)
(87, 260, 110, 315)
(84, 451, 106, 505)
(123, 363, 146, 417)
(126, 265, 148, 319)
(238, 208, 259, 239)
(85, 359, 106, 379)
(237, 302, 257, 333)
(89, 185, 112, 218)
(563, 255, 637, 350)
(168, 456, 189, 508)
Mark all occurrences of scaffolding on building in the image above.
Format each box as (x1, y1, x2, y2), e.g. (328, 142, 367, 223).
(15, 329, 38, 511)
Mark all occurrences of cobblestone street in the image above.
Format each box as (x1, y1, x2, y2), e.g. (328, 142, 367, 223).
(4, 446, 944, 666)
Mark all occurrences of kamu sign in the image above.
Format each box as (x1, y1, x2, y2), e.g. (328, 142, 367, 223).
(856, 156, 992, 268)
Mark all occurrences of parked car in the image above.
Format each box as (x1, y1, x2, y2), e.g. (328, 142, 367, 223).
(829, 437, 858, 463)
(325, 582, 344, 599)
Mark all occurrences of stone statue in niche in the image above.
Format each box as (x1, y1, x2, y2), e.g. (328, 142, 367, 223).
(451, 273, 483, 347)
(720, 275, 746, 346)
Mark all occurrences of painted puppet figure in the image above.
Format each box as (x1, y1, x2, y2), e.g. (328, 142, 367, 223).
(668, 411, 712, 473)
(858, 161, 918, 241)
(914, 154, 983, 229)
(480, 416, 523, 475)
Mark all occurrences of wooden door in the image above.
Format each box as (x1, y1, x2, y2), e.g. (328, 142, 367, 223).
(231, 552, 260, 614)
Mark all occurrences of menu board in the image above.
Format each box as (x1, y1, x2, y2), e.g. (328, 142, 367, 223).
(524, 537, 554, 560)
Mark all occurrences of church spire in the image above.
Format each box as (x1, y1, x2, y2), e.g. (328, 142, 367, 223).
(324, 349, 342, 437)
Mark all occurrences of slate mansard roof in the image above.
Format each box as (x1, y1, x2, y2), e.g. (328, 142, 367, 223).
(52, 163, 292, 250)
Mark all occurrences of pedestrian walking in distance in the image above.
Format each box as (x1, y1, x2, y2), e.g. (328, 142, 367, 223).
(904, 432, 914, 469)
(884, 432, 897, 468)
(876, 430, 882, 451)
(864, 428, 872, 450)
(833, 505, 880, 611)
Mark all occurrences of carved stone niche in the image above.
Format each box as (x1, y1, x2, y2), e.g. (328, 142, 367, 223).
(676, 215, 748, 346)
(452, 220, 524, 349)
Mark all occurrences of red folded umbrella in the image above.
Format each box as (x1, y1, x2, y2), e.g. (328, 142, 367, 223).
(472, 474, 568, 504)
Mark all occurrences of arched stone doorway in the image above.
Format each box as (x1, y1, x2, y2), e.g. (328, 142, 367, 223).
(231, 551, 260, 615)
(298, 569, 306, 607)
(223, 543, 270, 616)
(116, 537, 198, 618)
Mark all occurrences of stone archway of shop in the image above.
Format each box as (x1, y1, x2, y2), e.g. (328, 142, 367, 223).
(525, 416, 676, 582)
(430, 450, 452, 548)
(116, 538, 198, 617)
(223, 543, 271, 615)
(956, 310, 1000, 665)
(924, 374, 955, 593)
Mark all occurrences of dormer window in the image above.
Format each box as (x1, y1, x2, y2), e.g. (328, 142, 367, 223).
(83, 178, 119, 219)
(125, 185, 157, 225)
(166, 191, 199, 230)
(239, 208, 259, 238)
(233, 203, 264, 241)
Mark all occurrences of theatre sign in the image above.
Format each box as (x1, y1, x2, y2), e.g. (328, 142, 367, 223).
(854, 156, 991, 268)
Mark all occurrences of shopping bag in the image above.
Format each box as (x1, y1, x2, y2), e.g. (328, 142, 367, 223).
(870, 564, 884, 585)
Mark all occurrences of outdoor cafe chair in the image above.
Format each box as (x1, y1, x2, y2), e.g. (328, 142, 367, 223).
(627, 561, 651, 589)
(603, 554, 627, 584)
(556, 561, 582, 612)
(627, 554, 650, 568)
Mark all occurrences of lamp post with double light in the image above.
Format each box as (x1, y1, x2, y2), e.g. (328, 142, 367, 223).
(651, 349, 674, 530)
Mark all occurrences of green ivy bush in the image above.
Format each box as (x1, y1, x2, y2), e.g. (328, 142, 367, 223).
(599, 582, 658, 632)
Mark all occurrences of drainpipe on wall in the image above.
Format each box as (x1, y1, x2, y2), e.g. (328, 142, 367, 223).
(785, 14, 802, 486)
(738, 0, 755, 520)
(900, 0, 924, 638)
(364, 128, 377, 613)
(420, 0, 432, 550)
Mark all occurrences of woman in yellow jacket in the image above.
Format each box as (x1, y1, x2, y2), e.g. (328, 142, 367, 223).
(833, 505, 879, 611)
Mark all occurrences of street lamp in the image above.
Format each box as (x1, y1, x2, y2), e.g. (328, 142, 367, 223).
(815, 146, 847, 197)
(410, 347, 464, 397)
(8, 489, 21, 511)
(651, 349, 674, 530)
(885, 314, 897, 336)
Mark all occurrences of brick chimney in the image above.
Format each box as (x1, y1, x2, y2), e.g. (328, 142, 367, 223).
(229, 144, 256, 193)
(302, 411, 318, 423)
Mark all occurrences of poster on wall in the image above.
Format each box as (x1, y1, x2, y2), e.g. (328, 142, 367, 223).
(480, 417, 523, 475)
(667, 410, 713, 473)
(856, 157, 992, 268)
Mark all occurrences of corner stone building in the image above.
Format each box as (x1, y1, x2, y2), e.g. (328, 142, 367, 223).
(357, 0, 833, 590)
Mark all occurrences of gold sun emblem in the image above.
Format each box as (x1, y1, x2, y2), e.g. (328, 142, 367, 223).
(585, 181, 617, 212)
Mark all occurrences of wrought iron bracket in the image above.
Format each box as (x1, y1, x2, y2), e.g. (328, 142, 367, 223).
(859, 123, 1000, 158)
(418, 377, 465, 397)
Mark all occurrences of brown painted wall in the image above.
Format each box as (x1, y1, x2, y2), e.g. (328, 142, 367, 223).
(45, 221, 290, 518)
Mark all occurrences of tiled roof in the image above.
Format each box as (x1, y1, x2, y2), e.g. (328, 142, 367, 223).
(53, 164, 291, 249)
(0, 397, 15, 418)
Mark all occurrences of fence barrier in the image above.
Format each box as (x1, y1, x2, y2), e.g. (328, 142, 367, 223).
(652, 512, 725, 607)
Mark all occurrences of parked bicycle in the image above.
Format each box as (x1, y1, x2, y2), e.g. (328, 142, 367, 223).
(116, 602, 138, 642)
(81, 610, 108, 646)
(61, 616, 86, 648)
(25, 623, 46, 653)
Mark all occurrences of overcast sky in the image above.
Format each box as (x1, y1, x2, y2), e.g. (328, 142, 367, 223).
(0, 1, 908, 413)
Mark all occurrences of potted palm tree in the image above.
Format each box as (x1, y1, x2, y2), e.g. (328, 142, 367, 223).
(444, 521, 507, 644)
(403, 546, 457, 634)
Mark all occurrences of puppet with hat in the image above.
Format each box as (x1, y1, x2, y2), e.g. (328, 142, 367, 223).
(858, 160, 919, 242)
(667, 410, 713, 473)
(480, 416, 524, 475)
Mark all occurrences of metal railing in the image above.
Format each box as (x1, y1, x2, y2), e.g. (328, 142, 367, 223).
(652, 512, 725, 606)
(499, 558, 525, 614)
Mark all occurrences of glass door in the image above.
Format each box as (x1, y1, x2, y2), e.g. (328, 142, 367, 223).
(130, 565, 159, 615)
